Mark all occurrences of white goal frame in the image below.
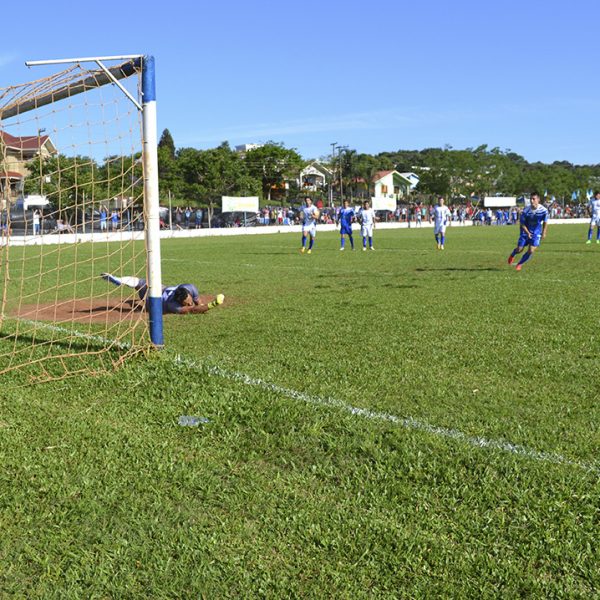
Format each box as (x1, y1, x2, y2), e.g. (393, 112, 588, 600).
(1, 54, 164, 346)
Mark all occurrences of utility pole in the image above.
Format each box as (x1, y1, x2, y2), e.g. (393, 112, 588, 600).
(37, 128, 46, 199)
(330, 142, 337, 207)
(336, 145, 348, 203)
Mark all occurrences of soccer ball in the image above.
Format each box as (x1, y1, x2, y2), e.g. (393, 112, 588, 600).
(313, 209, 321, 220)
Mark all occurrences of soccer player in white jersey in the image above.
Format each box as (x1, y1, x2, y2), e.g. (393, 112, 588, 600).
(507, 192, 548, 271)
(586, 191, 600, 244)
(299, 197, 319, 254)
(358, 200, 376, 250)
(433, 196, 451, 249)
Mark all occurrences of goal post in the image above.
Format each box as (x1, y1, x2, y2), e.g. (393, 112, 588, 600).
(0, 54, 164, 382)
(140, 55, 164, 347)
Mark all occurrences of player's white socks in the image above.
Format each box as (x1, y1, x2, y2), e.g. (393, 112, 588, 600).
(119, 276, 140, 288)
(101, 273, 140, 288)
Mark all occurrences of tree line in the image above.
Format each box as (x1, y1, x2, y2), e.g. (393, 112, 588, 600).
(390, 145, 600, 202)
(23, 134, 600, 217)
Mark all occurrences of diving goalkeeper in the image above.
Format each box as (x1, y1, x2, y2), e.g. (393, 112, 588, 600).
(101, 273, 224, 314)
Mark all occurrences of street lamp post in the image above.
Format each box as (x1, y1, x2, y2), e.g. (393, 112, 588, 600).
(330, 142, 337, 207)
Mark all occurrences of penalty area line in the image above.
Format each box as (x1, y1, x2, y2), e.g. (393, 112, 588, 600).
(10, 317, 598, 475)
(173, 355, 600, 476)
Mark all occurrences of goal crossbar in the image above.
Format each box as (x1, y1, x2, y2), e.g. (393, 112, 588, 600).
(0, 58, 141, 121)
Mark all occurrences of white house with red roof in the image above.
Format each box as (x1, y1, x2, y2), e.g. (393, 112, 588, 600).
(0, 131, 57, 205)
(299, 161, 332, 191)
(373, 170, 412, 199)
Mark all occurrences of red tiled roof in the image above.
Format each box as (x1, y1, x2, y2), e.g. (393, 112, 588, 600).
(0, 131, 49, 150)
(372, 170, 395, 182)
(0, 171, 24, 179)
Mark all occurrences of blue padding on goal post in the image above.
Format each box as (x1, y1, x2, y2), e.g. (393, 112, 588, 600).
(148, 296, 164, 347)
(142, 55, 156, 102)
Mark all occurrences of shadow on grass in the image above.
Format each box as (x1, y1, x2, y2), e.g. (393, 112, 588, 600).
(0, 330, 112, 354)
(83, 299, 143, 314)
(415, 267, 502, 272)
(243, 252, 295, 256)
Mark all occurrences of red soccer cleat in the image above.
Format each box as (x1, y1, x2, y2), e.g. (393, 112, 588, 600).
(507, 255, 515, 265)
(515, 264, 522, 271)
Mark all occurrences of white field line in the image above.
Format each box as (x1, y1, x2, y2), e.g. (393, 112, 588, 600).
(8, 318, 599, 475)
(173, 355, 599, 476)
(10, 318, 131, 351)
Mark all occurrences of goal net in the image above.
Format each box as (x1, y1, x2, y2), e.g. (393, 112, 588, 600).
(0, 56, 161, 383)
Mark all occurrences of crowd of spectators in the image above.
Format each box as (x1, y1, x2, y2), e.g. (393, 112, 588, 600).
(169, 206, 204, 229)
(5, 198, 593, 236)
(220, 200, 596, 228)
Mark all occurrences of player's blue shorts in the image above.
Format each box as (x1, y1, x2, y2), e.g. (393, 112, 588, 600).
(518, 231, 542, 248)
(340, 224, 352, 235)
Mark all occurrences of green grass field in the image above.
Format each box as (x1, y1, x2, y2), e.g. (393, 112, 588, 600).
(1, 224, 599, 598)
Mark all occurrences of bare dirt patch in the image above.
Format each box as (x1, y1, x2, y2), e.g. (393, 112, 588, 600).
(11, 294, 228, 324)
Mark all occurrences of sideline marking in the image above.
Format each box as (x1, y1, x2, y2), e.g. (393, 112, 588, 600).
(10, 318, 599, 475)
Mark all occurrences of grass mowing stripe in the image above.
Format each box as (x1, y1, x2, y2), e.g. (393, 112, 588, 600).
(11, 316, 599, 476)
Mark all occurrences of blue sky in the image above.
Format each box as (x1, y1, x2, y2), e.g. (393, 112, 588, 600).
(1, 0, 599, 164)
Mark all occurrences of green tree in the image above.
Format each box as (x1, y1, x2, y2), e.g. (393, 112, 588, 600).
(416, 168, 450, 198)
(495, 150, 526, 194)
(24, 154, 102, 222)
(337, 149, 358, 201)
(158, 128, 176, 159)
(244, 142, 304, 201)
(352, 153, 381, 199)
(178, 142, 260, 227)
(99, 153, 144, 209)
(157, 129, 182, 202)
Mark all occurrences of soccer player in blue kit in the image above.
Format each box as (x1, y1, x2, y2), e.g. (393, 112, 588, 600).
(507, 192, 548, 271)
(337, 199, 355, 250)
(101, 273, 224, 314)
